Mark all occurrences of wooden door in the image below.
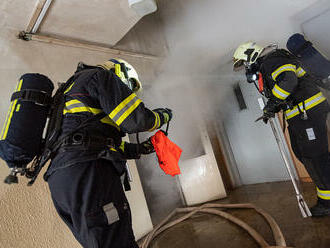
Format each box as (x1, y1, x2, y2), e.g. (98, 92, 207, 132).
(277, 114, 312, 182)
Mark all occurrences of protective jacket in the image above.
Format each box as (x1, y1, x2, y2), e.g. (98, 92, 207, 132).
(260, 49, 330, 206)
(45, 65, 162, 178)
(260, 49, 328, 120)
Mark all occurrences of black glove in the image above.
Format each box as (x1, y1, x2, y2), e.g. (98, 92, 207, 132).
(262, 109, 275, 124)
(262, 99, 282, 124)
(119, 140, 155, 159)
(153, 108, 173, 128)
(139, 139, 155, 155)
(119, 142, 141, 159)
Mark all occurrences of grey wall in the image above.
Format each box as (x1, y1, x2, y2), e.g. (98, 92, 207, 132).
(222, 81, 290, 185)
(302, 6, 330, 58)
(0, 1, 163, 245)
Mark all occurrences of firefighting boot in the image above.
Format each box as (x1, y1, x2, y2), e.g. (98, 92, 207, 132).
(310, 201, 330, 217)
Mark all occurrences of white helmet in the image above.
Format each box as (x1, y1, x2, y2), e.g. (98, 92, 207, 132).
(98, 58, 142, 92)
(233, 42, 264, 71)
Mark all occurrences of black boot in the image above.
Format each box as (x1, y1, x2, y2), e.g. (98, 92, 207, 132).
(311, 201, 330, 217)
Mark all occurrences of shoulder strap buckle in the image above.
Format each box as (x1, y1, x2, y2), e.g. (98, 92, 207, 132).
(11, 89, 52, 106)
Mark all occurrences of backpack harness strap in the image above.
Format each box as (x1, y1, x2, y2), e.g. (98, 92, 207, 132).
(11, 90, 52, 106)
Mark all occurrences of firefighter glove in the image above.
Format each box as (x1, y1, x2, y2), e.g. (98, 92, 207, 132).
(153, 108, 173, 128)
(262, 99, 284, 123)
(262, 109, 275, 124)
(139, 139, 155, 155)
(119, 142, 141, 159)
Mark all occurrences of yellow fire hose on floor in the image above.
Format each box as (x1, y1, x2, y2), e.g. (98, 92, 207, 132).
(139, 203, 292, 248)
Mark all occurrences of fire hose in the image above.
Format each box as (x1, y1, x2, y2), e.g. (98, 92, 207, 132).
(139, 203, 292, 248)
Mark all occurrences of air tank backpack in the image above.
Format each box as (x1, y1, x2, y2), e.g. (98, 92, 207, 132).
(0, 74, 54, 183)
(287, 33, 330, 89)
(0, 72, 108, 185)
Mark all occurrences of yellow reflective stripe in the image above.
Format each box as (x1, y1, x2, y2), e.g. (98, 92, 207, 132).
(1, 79, 23, 140)
(65, 99, 82, 106)
(115, 64, 122, 78)
(119, 141, 125, 152)
(116, 99, 142, 126)
(296, 67, 306, 78)
(15, 104, 21, 112)
(63, 99, 121, 129)
(271, 64, 296, 81)
(1, 80, 23, 138)
(272, 90, 286, 100)
(317, 187, 330, 200)
(285, 92, 324, 118)
(0, 102, 15, 140)
(149, 111, 160, 131)
(100, 116, 120, 130)
(63, 106, 102, 115)
(285, 92, 326, 119)
(272, 84, 290, 100)
(110, 147, 117, 152)
(63, 99, 102, 115)
(64, 81, 75, 94)
(109, 93, 137, 119)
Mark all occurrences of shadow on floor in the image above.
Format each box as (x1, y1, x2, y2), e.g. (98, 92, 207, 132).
(148, 181, 330, 248)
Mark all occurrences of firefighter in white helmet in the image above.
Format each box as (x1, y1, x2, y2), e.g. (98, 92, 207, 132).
(45, 58, 172, 247)
(233, 41, 330, 217)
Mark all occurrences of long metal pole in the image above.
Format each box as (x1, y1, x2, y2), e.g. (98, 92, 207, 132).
(31, 0, 53, 33)
(269, 118, 312, 217)
(18, 32, 159, 60)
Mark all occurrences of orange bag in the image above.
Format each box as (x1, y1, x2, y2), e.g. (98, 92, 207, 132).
(151, 130, 182, 176)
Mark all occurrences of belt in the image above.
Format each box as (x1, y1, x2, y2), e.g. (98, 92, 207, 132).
(285, 92, 327, 120)
(53, 132, 133, 191)
(60, 132, 116, 151)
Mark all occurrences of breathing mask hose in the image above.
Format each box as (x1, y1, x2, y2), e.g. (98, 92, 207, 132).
(165, 121, 170, 136)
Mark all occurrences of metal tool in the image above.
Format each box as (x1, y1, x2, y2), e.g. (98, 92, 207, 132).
(268, 118, 312, 218)
(125, 162, 133, 182)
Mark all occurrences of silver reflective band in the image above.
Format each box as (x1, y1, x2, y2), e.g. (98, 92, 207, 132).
(296, 67, 306, 77)
(271, 64, 296, 80)
(317, 188, 330, 200)
(64, 102, 86, 110)
(63, 99, 102, 115)
(272, 84, 289, 100)
(111, 95, 139, 123)
(103, 202, 120, 225)
(285, 92, 326, 119)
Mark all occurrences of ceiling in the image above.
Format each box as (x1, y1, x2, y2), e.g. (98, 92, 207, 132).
(39, 0, 142, 45)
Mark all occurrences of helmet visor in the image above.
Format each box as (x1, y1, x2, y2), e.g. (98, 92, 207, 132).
(233, 59, 245, 71)
(129, 78, 142, 92)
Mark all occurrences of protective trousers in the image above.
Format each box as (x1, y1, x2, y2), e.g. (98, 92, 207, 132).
(47, 159, 139, 248)
(288, 104, 330, 206)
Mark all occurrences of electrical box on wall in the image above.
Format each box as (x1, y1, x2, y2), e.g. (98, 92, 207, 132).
(233, 83, 247, 110)
(128, 0, 157, 17)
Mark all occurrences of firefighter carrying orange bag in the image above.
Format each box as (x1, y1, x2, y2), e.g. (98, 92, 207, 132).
(151, 125, 182, 177)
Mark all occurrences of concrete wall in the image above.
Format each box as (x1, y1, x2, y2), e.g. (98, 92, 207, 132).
(301, 1, 330, 58)
(0, 1, 158, 247)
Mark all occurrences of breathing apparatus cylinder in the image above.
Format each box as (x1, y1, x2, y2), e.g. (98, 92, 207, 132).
(0, 74, 54, 171)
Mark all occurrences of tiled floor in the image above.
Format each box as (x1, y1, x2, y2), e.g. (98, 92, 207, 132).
(148, 181, 330, 248)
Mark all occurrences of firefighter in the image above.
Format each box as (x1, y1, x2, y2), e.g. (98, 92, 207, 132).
(44, 59, 172, 247)
(233, 42, 330, 217)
